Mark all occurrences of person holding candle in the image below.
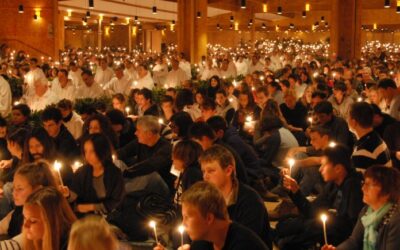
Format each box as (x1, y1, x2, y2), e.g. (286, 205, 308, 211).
(81, 113, 119, 149)
(105, 109, 136, 148)
(275, 144, 364, 249)
(66, 133, 125, 216)
(322, 166, 400, 250)
(154, 181, 269, 250)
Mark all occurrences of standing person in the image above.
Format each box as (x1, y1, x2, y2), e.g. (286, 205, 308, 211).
(322, 166, 400, 250)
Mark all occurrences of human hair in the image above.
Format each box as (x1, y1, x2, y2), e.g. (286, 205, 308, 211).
(260, 115, 283, 132)
(105, 109, 126, 126)
(201, 97, 216, 111)
(311, 91, 327, 100)
(59, 69, 68, 77)
(160, 95, 174, 105)
(112, 93, 125, 103)
(333, 81, 347, 92)
(41, 106, 63, 123)
(189, 122, 216, 141)
(370, 103, 382, 116)
(81, 69, 93, 77)
(256, 86, 268, 96)
(136, 116, 160, 134)
(216, 88, 227, 97)
(57, 99, 73, 110)
(12, 103, 31, 118)
(173, 140, 203, 168)
(207, 116, 228, 133)
(364, 165, 400, 203)
(23, 187, 77, 250)
(81, 133, 113, 167)
(68, 216, 118, 250)
(199, 144, 235, 174)
(15, 161, 58, 188)
(82, 113, 119, 148)
(0, 116, 6, 127)
(7, 128, 29, 149)
(138, 88, 153, 101)
(378, 78, 397, 89)
(181, 181, 229, 220)
(314, 101, 333, 115)
(349, 102, 373, 128)
(170, 111, 193, 139)
(308, 126, 331, 138)
(175, 89, 194, 111)
(22, 128, 57, 164)
(323, 144, 352, 172)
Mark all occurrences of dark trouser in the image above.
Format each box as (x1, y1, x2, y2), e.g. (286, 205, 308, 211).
(292, 165, 324, 196)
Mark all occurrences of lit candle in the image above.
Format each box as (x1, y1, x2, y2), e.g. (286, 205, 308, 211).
(72, 161, 82, 173)
(308, 116, 313, 124)
(53, 161, 64, 186)
(288, 158, 295, 176)
(329, 141, 336, 148)
(178, 225, 185, 249)
(158, 118, 165, 125)
(125, 107, 131, 115)
(320, 214, 328, 245)
(149, 220, 159, 244)
(357, 97, 363, 102)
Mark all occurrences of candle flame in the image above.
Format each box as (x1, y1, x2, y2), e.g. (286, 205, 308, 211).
(320, 214, 327, 222)
(54, 160, 62, 171)
(178, 225, 185, 234)
(288, 158, 295, 167)
(149, 220, 156, 228)
(245, 116, 253, 122)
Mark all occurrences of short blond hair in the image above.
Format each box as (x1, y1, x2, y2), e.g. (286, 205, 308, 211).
(181, 181, 229, 220)
(68, 216, 118, 250)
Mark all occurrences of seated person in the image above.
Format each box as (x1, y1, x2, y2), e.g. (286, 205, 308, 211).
(199, 145, 272, 249)
(8, 104, 31, 134)
(57, 99, 84, 140)
(285, 126, 332, 196)
(81, 113, 119, 150)
(0, 118, 11, 161)
(215, 89, 235, 125)
(155, 181, 269, 250)
(41, 106, 80, 164)
(322, 166, 400, 250)
(349, 102, 392, 170)
(105, 109, 136, 148)
(280, 89, 308, 132)
(117, 116, 173, 192)
(313, 101, 350, 146)
(189, 122, 248, 184)
(20, 187, 76, 249)
(370, 103, 397, 138)
(66, 133, 125, 216)
(275, 145, 364, 249)
(0, 161, 58, 242)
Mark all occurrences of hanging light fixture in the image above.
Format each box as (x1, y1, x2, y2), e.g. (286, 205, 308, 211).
(240, 0, 246, 9)
(230, 15, 234, 22)
(277, 6, 282, 15)
(230, 24, 233, 30)
(152, 6, 157, 14)
(302, 11, 306, 18)
(384, 0, 391, 8)
(86, 11, 91, 18)
(197, 11, 201, 18)
(262, 23, 267, 29)
(249, 19, 253, 25)
(315, 21, 319, 28)
(18, 4, 24, 14)
(89, 0, 94, 9)
(290, 23, 294, 29)
(305, 3, 310, 11)
(321, 16, 325, 22)
(397, 0, 400, 13)
(172, 20, 176, 25)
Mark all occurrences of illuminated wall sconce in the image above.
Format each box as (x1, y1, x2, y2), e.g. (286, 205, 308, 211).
(34, 9, 41, 20)
(105, 26, 110, 36)
(305, 3, 310, 11)
(263, 4, 268, 13)
(18, 4, 24, 14)
(125, 17, 130, 25)
(67, 9, 72, 17)
(99, 14, 103, 22)
(234, 22, 239, 31)
(373, 23, 377, 30)
(132, 26, 137, 36)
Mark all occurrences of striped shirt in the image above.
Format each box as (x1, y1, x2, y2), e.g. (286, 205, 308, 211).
(352, 131, 392, 169)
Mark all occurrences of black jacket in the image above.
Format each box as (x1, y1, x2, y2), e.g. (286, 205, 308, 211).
(71, 162, 125, 214)
(118, 137, 174, 188)
(54, 124, 80, 162)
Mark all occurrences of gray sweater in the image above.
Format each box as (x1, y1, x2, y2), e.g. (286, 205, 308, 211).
(337, 205, 400, 250)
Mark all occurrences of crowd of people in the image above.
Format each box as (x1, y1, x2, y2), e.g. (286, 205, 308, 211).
(0, 38, 398, 250)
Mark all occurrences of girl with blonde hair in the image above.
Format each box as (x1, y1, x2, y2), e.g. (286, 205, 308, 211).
(23, 187, 76, 250)
(68, 215, 118, 250)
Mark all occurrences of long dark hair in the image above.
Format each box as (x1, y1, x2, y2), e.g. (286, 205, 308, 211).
(81, 113, 119, 149)
(81, 133, 113, 168)
(22, 128, 57, 164)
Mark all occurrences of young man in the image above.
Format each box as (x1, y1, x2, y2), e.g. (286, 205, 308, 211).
(378, 78, 400, 120)
(57, 99, 84, 140)
(41, 106, 80, 163)
(199, 145, 272, 249)
(155, 181, 269, 250)
(348, 102, 392, 169)
(275, 145, 364, 249)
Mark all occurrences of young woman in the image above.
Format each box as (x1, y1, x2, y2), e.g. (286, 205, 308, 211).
(172, 140, 203, 206)
(322, 166, 400, 250)
(23, 187, 77, 250)
(81, 113, 119, 149)
(68, 133, 125, 216)
(0, 161, 58, 247)
(111, 93, 127, 114)
(68, 216, 119, 250)
(215, 89, 235, 125)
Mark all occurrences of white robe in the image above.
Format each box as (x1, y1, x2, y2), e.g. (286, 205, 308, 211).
(0, 76, 11, 117)
(179, 61, 192, 79)
(104, 75, 131, 96)
(164, 68, 188, 88)
(26, 88, 59, 111)
(136, 72, 154, 90)
(68, 68, 84, 88)
(63, 111, 84, 140)
(76, 82, 104, 99)
(51, 79, 76, 101)
(235, 61, 249, 76)
(152, 63, 169, 86)
(94, 67, 114, 86)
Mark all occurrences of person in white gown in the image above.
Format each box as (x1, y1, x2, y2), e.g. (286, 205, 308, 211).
(164, 58, 188, 88)
(94, 58, 114, 87)
(104, 66, 131, 96)
(0, 75, 11, 117)
(76, 69, 105, 99)
(135, 64, 154, 90)
(51, 69, 76, 101)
